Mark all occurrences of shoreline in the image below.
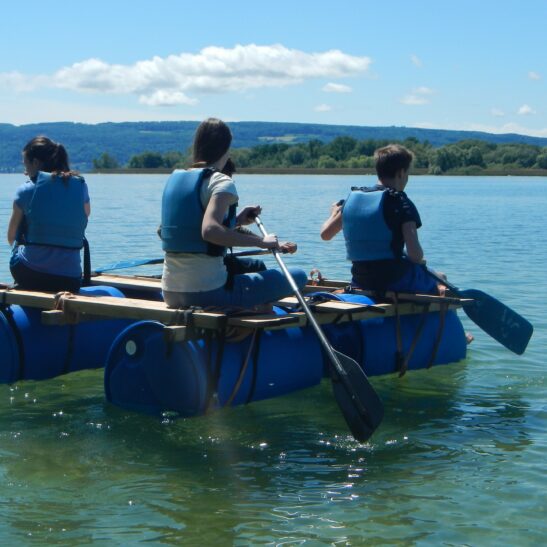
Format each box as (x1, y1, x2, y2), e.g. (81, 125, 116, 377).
(87, 167, 547, 176)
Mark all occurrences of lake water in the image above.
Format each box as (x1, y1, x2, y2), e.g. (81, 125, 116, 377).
(0, 173, 545, 545)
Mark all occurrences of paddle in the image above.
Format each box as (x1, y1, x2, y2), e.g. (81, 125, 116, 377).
(428, 269, 533, 355)
(255, 216, 384, 442)
(94, 249, 271, 274)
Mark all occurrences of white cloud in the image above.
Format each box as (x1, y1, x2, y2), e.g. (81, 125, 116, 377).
(400, 95, 428, 105)
(491, 108, 505, 117)
(528, 71, 541, 80)
(400, 86, 434, 105)
(0, 44, 371, 107)
(138, 90, 198, 106)
(518, 104, 536, 115)
(410, 54, 422, 68)
(314, 104, 332, 112)
(412, 86, 434, 95)
(0, 71, 48, 92)
(322, 82, 352, 93)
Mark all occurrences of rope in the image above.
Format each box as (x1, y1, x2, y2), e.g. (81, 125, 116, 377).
(225, 329, 260, 407)
(398, 304, 430, 377)
(427, 303, 448, 369)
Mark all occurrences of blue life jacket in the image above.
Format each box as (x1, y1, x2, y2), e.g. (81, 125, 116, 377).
(342, 186, 395, 261)
(25, 171, 88, 249)
(160, 168, 237, 257)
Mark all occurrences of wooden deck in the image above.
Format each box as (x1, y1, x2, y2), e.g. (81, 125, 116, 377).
(0, 274, 471, 342)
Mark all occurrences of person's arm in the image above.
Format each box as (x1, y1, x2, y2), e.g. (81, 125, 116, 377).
(320, 201, 343, 241)
(7, 203, 24, 245)
(402, 221, 425, 263)
(202, 193, 279, 249)
(84, 202, 91, 216)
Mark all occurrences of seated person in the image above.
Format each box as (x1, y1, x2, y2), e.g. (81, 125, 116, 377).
(320, 144, 438, 295)
(160, 117, 306, 310)
(7, 136, 90, 292)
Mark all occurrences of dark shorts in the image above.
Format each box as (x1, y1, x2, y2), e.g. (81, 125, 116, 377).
(10, 256, 81, 293)
(352, 259, 438, 295)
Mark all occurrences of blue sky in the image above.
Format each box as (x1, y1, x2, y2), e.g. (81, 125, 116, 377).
(1, 0, 545, 137)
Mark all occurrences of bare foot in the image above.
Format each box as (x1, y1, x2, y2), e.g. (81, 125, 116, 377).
(466, 332, 474, 345)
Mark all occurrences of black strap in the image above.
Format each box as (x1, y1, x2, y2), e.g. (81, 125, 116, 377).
(0, 304, 25, 380)
(245, 329, 263, 404)
(427, 303, 448, 369)
(398, 304, 430, 377)
(82, 237, 91, 286)
(205, 317, 228, 411)
(225, 329, 259, 406)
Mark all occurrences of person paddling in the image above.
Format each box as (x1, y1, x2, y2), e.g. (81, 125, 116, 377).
(160, 117, 306, 309)
(320, 144, 440, 295)
(7, 136, 90, 292)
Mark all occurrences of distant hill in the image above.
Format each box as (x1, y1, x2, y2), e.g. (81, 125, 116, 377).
(1, 120, 546, 171)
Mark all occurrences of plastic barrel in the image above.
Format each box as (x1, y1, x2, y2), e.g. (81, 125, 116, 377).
(323, 293, 467, 376)
(104, 317, 324, 416)
(0, 285, 132, 383)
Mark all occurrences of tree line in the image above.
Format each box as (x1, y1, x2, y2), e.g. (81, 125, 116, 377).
(93, 137, 547, 173)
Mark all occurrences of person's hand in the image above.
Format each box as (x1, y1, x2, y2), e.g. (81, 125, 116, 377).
(279, 241, 297, 254)
(237, 205, 262, 226)
(330, 200, 344, 216)
(260, 233, 279, 249)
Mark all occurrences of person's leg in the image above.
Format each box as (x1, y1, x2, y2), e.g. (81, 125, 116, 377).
(386, 263, 439, 295)
(10, 259, 81, 292)
(229, 267, 307, 308)
(224, 255, 266, 276)
(163, 267, 308, 309)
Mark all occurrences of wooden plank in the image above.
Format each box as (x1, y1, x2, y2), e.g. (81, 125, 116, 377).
(163, 326, 188, 343)
(0, 289, 226, 329)
(227, 314, 301, 328)
(1, 284, 464, 335)
(303, 282, 470, 307)
(274, 297, 386, 314)
(90, 274, 161, 292)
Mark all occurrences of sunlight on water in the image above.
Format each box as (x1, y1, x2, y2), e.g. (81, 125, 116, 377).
(0, 174, 545, 544)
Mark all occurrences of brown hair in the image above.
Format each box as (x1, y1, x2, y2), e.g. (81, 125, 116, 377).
(374, 144, 413, 180)
(192, 118, 232, 165)
(23, 136, 71, 173)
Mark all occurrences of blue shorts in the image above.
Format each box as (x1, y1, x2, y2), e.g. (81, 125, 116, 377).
(386, 262, 439, 294)
(163, 267, 307, 309)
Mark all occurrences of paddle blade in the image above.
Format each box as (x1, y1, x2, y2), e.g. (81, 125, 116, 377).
(330, 349, 384, 442)
(459, 289, 533, 355)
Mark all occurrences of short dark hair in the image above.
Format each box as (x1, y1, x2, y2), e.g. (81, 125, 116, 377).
(374, 144, 413, 180)
(23, 136, 71, 172)
(192, 118, 232, 165)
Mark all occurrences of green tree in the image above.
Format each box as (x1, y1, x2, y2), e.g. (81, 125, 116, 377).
(93, 152, 119, 169)
(128, 151, 164, 168)
(464, 146, 485, 167)
(536, 152, 547, 169)
(327, 136, 357, 161)
(317, 155, 337, 168)
(162, 151, 187, 168)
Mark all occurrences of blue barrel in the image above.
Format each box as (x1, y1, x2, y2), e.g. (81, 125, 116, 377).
(0, 286, 132, 383)
(104, 316, 325, 416)
(323, 293, 467, 376)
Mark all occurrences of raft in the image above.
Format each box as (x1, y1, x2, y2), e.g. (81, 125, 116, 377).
(0, 285, 132, 383)
(0, 274, 468, 420)
(103, 288, 466, 416)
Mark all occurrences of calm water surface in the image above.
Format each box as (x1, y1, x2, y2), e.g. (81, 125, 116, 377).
(0, 174, 545, 545)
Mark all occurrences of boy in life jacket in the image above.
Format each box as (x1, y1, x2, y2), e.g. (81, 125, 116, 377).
(320, 143, 439, 294)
